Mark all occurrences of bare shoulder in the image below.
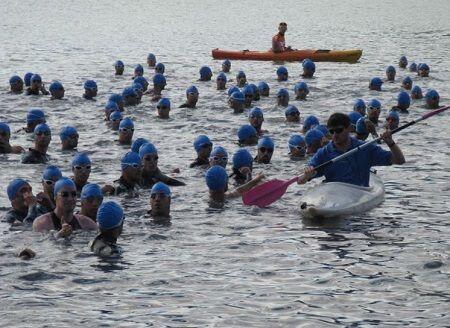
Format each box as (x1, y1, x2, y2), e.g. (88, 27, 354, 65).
(75, 214, 98, 230)
(32, 213, 53, 232)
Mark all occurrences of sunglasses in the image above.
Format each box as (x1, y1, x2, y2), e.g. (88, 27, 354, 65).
(120, 128, 134, 132)
(144, 155, 158, 161)
(74, 165, 91, 170)
(157, 105, 169, 110)
(43, 180, 55, 185)
(36, 131, 50, 136)
(250, 114, 263, 119)
(111, 119, 122, 122)
(328, 127, 345, 135)
(68, 134, 79, 139)
(188, 92, 198, 96)
(150, 193, 169, 199)
(289, 144, 306, 151)
(59, 191, 77, 198)
(259, 147, 273, 153)
(210, 156, 228, 162)
(368, 106, 380, 111)
(201, 143, 212, 149)
(124, 163, 141, 168)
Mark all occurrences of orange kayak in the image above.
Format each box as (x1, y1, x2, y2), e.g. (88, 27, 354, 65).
(212, 48, 362, 63)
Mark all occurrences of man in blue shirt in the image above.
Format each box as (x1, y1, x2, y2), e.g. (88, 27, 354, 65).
(298, 113, 405, 187)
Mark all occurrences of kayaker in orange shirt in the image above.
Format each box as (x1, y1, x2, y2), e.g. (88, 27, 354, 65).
(272, 22, 292, 53)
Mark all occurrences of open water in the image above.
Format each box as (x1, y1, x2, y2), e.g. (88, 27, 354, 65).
(1, 0, 450, 326)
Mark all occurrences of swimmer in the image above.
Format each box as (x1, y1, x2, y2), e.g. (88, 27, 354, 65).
(294, 82, 309, 100)
(131, 138, 149, 153)
(242, 85, 254, 108)
(9, 75, 24, 94)
(33, 178, 97, 237)
(89, 201, 124, 256)
(122, 86, 139, 106)
(104, 101, 119, 121)
(134, 64, 144, 78)
(302, 59, 316, 78)
(386, 65, 396, 81)
(71, 153, 92, 193)
(409, 62, 417, 72)
(369, 77, 383, 91)
(348, 111, 363, 132)
(24, 72, 33, 87)
(103, 151, 142, 196)
(79, 183, 103, 222)
(277, 66, 288, 81)
(272, 22, 292, 53)
(109, 110, 123, 130)
(134, 76, 149, 92)
(49, 81, 65, 100)
(425, 89, 440, 109)
(156, 98, 171, 119)
(367, 99, 382, 125)
(190, 135, 212, 168)
(114, 60, 124, 75)
(249, 84, 260, 101)
(147, 53, 156, 67)
(199, 66, 213, 81)
(391, 91, 411, 113)
(132, 83, 144, 102)
(139, 143, 185, 188)
(40, 165, 62, 212)
(353, 99, 366, 116)
(258, 82, 270, 97)
(277, 88, 289, 107)
(227, 86, 239, 97)
(418, 63, 430, 77)
(255, 136, 274, 164)
(59, 126, 79, 151)
(216, 72, 227, 90)
(385, 111, 400, 130)
(302, 115, 319, 133)
(399, 56, 408, 68)
(26, 74, 49, 95)
(108, 93, 125, 111)
(248, 107, 264, 135)
(236, 71, 247, 87)
(231, 148, 254, 184)
(402, 76, 413, 90)
(155, 63, 165, 74)
(148, 182, 171, 223)
(285, 105, 300, 123)
(355, 117, 378, 141)
(222, 59, 231, 73)
(23, 108, 46, 133)
(305, 129, 325, 155)
(229, 91, 245, 113)
(83, 80, 98, 100)
(179, 85, 199, 108)
(411, 85, 423, 100)
(237, 124, 258, 146)
(209, 146, 228, 168)
(288, 134, 306, 160)
(118, 117, 134, 145)
(148, 73, 166, 101)
(0, 122, 24, 154)
(22, 123, 51, 164)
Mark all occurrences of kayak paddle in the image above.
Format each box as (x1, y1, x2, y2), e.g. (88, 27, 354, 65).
(243, 105, 450, 208)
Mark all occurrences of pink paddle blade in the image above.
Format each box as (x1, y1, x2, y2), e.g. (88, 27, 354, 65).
(242, 177, 298, 208)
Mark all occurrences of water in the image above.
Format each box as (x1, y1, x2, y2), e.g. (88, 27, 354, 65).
(1, 0, 450, 326)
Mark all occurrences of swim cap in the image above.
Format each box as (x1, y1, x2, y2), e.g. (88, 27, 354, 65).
(110, 110, 123, 121)
(97, 201, 124, 230)
(368, 99, 381, 110)
(54, 178, 76, 195)
(409, 63, 417, 72)
(186, 85, 199, 95)
(302, 59, 316, 72)
(277, 88, 289, 97)
(400, 55, 407, 62)
(131, 138, 149, 153)
(285, 105, 300, 116)
(288, 134, 306, 150)
(216, 72, 227, 82)
(134, 76, 149, 89)
(425, 89, 439, 100)
(84, 80, 97, 90)
(9, 75, 22, 85)
(155, 63, 165, 73)
(199, 66, 212, 79)
(419, 63, 429, 71)
(0, 122, 11, 134)
(59, 126, 78, 141)
(353, 99, 366, 112)
(26, 108, 45, 124)
(386, 65, 396, 73)
(134, 64, 144, 74)
(7, 178, 29, 201)
(370, 77, 383, 86)
(138, 142, 158, 158)
(105, 101, 119, 112)
(348, 111, 363, 125)
(24, 72, 33, 86)
(305, 129, 325, 147)
(81, 183, 103, 200)
(193, 135, 212, 152)
(132, 83, 143, 93)
(257, 136, 274, 149)
(236, 71, 246, 79)
(30, 74, 42, 83)
(232, 148, 253, 169)
(157, 97, 171, 108)
(294, 82, 309, 92)
(71, 152, 91, 166)
(397, 91, 411, 106)
(153, 73, 166, 86)
(210, 145, 228, 159)
(411, 85, 422, 97)
(277, 66, 288, 76)
(121, 151, 141, 170)
(42, 165, 62, 181)
(356, 117, 368, 134)
(314, 124, 329, 136)
(147, 53, 156, 61)
(249, 83, 258, 95)
(242, 85, 253, 96)
(402, 76, 412, 85)
(119, 117, 134, 130)
(258, 82, 269, 91)
(49, 81, 63, 92)
(150, 182, 171, 197)
(237, 124, 257, 143)
(122, 86, 137, 98)
(303, 115, 319, 131)
(227, 86, 240, 96)
(34, 123, 51, 135)
(386, 110, 399, 122)
(108, 93, 123, 104)
(114, 60, 124, 68)
(205, 165, 228, 191)
(249, 107, 263, 118)
(222, 59, 231, 67)
(231, 91, 245, 103)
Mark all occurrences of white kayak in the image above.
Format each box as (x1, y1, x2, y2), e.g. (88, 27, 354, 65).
(299, 173, 385, 219)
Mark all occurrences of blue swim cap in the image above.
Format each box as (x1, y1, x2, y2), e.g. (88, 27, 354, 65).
(294, 82, 309, 92)
(71, 152, 91, 166)
(285, 105, 300, 116)
(7, 178, 29, 201)
(59, 126, 78, 141)
(49, 81, 63, 92)
(397, 91, 411, 106)
(302, 59, 316, 72)
(24, 72, 33, 86)
(356, 117, 368, 134)
(232, 148, 253, 170)
(132, 81, 143, 92)
(42, 165, 62, 181)
(108, 93, 123, 104)
(186, 85, 199, 95)
(134, 64, 144, 74)
(257, 81, 269, 91)
(26, 108, 45, 124)
(411, 85, 422, 97)
(368, 99, 381, 110)
(231, 91, 245, 102)
(131, 138, 149, 153)
(121, 151, 141, 170)
(353, 99, 366, 112)
(425, 89, 439, 100)
(249, 107, 263, 118)
(105, 101, 119, 112)
(387, 110, 399, 122)
(210, 145, 228, 158)
(81, 183, 103, 200)
(257, 136, 274, 149)
(155, 63, 165, 73)
(97, 201, 124, 230)
(303, 115, 319, 131)
(150, 182, 171, 197)
(54, 178, 76, 195)
(288, 134, 305, 150)
(305, 129, 325, 147)
(348, 111, 363, 125)
(236, 70, 246, 79)
(216, 72, 227, 82)
(114, 60, 124, 68)
(0, 122, 11, 134)
(400, 55, 407, 62)
(110, 110, 123, 121)
(122, 86, 137, 98)
(84, 80, 97, 90)
(242, 85, 253, 96)
(205, 165, 228, 191)
(138, 142, 158, 158)
(277, 66, 288, 76)
(409, 62, 417, 71)
(419, 63, 430, 71)
(194, 135, 212, 152)
(314, 124, 329, 136)
(222, 59, 231, 66)
(386, 65, 396, 73)
(147, 53, 156, 61)
(402, 76, 412, 85)
(227, 86, 240, 96)
(370, 77, 383, 86)
(134, 76, 148, 88)
(153, 73, 166, 86)
(30, 74, 42, 83)
(157, 97, 171, 108)
(9, 75, 22, 85)
(34, 123, 51, 135)
(119, 117, 134, 130)
(199, 66, 212, 78)
(237, 124, 257, 143)
(277, 88, 289, 97)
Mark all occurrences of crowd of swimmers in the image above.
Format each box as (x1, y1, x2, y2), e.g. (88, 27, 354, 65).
(2, 48, 441, 257)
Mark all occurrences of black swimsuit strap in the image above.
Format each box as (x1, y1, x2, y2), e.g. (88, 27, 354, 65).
(51, 211, 82, 230)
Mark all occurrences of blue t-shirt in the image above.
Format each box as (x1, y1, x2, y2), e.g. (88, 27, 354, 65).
(309, 137, 392, 187)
